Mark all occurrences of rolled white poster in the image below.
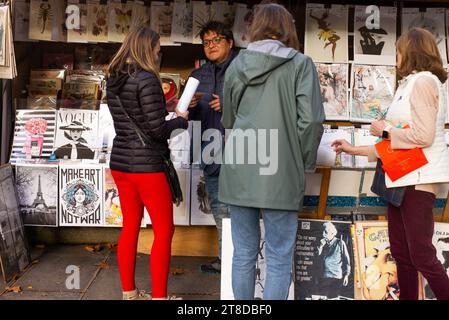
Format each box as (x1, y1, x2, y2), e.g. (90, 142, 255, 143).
(176, 77, 200, 113)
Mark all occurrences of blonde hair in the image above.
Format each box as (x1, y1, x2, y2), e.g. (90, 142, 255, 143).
(396, 28, 448, 83)
(248, 3, 299, 50)
(107, 24, 160, 79)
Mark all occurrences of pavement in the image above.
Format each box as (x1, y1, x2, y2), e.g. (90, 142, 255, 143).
(0, 245, 221, 300)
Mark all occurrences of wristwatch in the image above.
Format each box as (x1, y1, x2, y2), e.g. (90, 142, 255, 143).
(382, 124, 392, 139)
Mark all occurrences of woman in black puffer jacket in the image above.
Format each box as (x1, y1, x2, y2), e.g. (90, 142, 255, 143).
(106, 25, 188, 300)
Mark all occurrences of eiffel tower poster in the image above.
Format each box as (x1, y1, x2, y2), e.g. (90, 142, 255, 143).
(15, 164, 58, 227)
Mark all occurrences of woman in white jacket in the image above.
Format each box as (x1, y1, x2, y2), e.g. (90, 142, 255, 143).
(333, 28, 449, 300)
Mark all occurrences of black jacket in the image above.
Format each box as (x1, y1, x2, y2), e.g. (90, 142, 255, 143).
(106, 68, 188, 173)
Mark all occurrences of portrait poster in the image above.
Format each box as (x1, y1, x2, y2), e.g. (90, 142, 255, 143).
(131, 0, 150, 29)
(15, 164, 58, 227)
(354, 128, 378, 168)
(402, 8, 448, 66)
(305, 4, 348, 63)
(295, 219, 354, 300)
(53, 109, 99, 161)
(424, 222, 449, 299)
(170, 0, 193, 44)
(87, 0, 108, 43)
(221, 218, 294, 300)
(28, 0, 53, 41)
(190, 168, 214, 226)
(211, 1, 235, 28)
(151, 1, 176, 46)
(0, 165, 31, 283)
(10, 109, 57, 164)
(317, 128, 353, 168)
(13, 0, 33, 42)
(315, 63, 349, 120)
(103, 167, 146, 228)
(59, 164, 103, 227)
(354, 6, 397, 65)
(0, 5, 8, 66)
(192, 1, 211, 44)
(232, 3, 251, 48)
(67, 0, 88, 43)
(350, 65, 396, 123)
(107, 0, 132, 43)
(354, 221, 401, 300)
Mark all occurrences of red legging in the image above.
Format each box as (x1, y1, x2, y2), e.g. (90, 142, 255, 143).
(111, 170, 174, 299)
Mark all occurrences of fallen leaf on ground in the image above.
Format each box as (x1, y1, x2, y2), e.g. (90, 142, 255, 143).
(95, 261, 110, 269)
(170, 268, 188, 275)
(84, 244, 103, 253)
(5, 286, 22, 293)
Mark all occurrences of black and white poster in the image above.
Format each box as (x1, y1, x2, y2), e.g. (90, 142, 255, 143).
(53, 108, 99, 160)
(295, 219, 354, 300)
(424, 222, 449, 299)
(0, 165, 31, 283)
(15, 164, 58, 227)
(59, 165, 103, 227)
(10, 109, 57, 164)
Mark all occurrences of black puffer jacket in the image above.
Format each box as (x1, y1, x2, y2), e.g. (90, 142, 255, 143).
(106, 68, 188, 173)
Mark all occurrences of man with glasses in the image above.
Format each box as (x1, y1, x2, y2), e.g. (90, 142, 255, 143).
(188, 21, 237, 273)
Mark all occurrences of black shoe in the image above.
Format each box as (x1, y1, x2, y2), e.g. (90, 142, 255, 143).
(200, 258, 221, 273)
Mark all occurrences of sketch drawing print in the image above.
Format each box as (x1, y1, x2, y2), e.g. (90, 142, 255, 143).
(315, 64, 348, 120)
(62, 179, 99, 219)
(408, 16, 443, 46)
(54, 121, 95, 160)
(38, 2, 52, 34)
(196, 175, 211, 214)
(309, 10, 341, 61)
(358, 26, 387, 55)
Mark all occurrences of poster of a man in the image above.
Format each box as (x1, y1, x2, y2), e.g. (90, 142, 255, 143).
(53, 120, 95, 160)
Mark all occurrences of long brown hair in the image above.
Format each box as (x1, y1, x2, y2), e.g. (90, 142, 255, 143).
(107, 24, 160, 78)
(248, 3, 300, 51)
(396, 27, 448, 83)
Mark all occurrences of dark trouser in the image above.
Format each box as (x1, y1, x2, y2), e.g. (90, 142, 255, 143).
(388, 186, 449, 300)
(320, 278, 343, 299)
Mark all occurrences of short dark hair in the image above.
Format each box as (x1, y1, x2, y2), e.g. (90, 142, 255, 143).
(199, 21, 234, 43)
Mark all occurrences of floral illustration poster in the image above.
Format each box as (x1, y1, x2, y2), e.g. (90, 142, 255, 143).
(87, 0, 108, 43)
(107, 0, 132, 43)
(170, 0, 193, 43)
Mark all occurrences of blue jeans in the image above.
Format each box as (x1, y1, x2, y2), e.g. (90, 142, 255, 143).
(204, 174, 230, 259)
(230, 205, 298, 300)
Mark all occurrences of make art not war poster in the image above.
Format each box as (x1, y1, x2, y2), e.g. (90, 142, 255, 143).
(59, 165, 103, 226)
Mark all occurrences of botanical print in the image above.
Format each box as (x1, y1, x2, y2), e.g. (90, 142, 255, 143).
(10, 110, 57, 164)
(59, 165, 103, 227)
(402, 8, 448, 66)
(354, 6, 397, 65)
(232, 3, 251, 48)
(350, 65, 396, 123)
(190, 168, 214, 226)
(315, 63, 349, 120)
(151, 1, 175, 45)
(107, 1, 132, 43)
(221, 218, 294, 299)
(67, 0, 88, 43)
(131, 0, 149, 29)
(305, 4, 348, 63)
(15, 164, 58, 227)
(192, 1, 212, 44)
(295, 220, 354, 300)
(317, 128, 353, 168)
(355, 222, 401, 300)
(53, 109, 99, 160)
(211, 1, 235, 28)
(29, 0, 53, 41)
(13, 0, 32, 42)
(87, 0, 108, 43)
(170, 1, 193, 43)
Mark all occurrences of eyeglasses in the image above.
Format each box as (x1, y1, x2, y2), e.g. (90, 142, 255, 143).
(202, 36, 226, 48)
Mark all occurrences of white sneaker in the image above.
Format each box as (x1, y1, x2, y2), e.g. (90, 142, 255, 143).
(122, 289, 152, 300)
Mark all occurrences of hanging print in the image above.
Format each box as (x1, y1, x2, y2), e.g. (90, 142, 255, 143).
(59, 164, 103, 226)
(53, 109, 99, 160)
(87, 0, 108, 43)
(151, 1, 175, 45)
(305, 4, 348, 63)
(15, 164, 58, 227)
(354, 6, 397, 65)
(402, 8, 448, 66)
(232, 3, 251, 48)
(315, 63, 349, 120)
(350, 65, 396, 123)
(170, 0, 193, 44)
(211, 1, 235, 28)
(14, 0, 32, 42)
(107, 0, 132, 43)
(131, 0, 150, 29)
(192, 1, 212, 44)
(29, 0, 53, 41)
(67, 0, 88, 43)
